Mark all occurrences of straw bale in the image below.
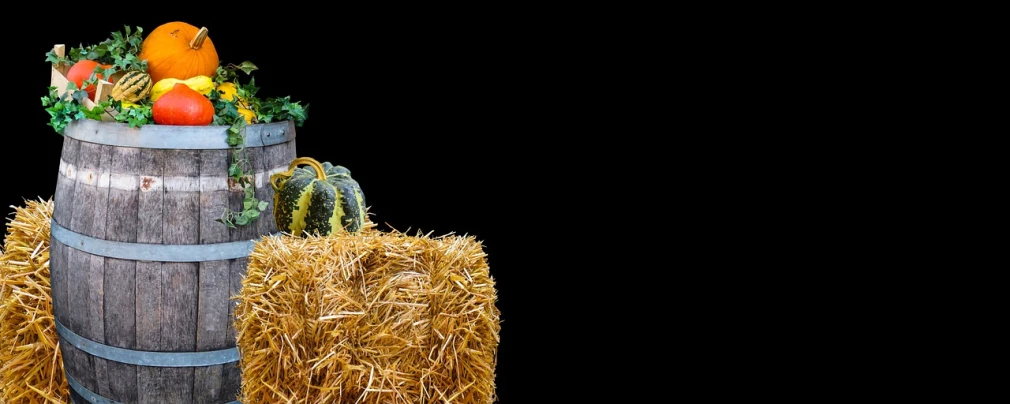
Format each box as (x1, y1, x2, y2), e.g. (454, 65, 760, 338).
(0, 197, 66, 404)
(234, 225, 501, 403)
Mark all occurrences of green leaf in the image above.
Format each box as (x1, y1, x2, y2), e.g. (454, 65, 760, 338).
(237, 61, 258, 74)
(258, 201, 269, 211)
(235, 215, 250, 226)
(82, 105, 105, 120)
(71, 90, 87, 103)
(243, 200, 253, 210)
(239, 77, 259, 98)
(216, 217, 236, 228)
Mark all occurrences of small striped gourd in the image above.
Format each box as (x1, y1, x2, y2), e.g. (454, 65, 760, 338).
(270, 157, 367, 236)
(110, 71, 153, 102)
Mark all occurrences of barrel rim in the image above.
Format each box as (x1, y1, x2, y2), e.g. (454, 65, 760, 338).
(64, 118, 296, 150)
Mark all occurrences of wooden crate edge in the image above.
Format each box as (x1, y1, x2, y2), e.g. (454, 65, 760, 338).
(48, 44, 118, 122)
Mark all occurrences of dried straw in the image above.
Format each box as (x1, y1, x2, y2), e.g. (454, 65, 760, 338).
(0, 197, 66, 404)
(234, 224, 501, 403)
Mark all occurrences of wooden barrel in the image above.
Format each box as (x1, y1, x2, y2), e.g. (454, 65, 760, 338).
(48, 119, 297, 404)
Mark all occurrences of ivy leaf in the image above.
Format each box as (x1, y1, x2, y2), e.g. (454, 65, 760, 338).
(113, 103, 153, 128)
(71, 90, 88, 103)
(68, 46, 84, 62)
(226, 118, 247, 147)
(44, 51, 70, 65)
(101, 66, 117, 80)
(239, 77, 259, 99)
(220, 102, 240, 120)
(236, 61, 258, 75)
(234, 215, 250, 226)
(82, 105, 105, 120)
(258, 201, 269, 211)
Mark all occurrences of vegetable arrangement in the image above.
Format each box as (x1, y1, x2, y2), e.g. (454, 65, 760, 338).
(41, 22, 310, 228)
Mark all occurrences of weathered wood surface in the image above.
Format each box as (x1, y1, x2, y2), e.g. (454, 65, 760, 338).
(135, 147, 165, 404)
(104, 146, 140, 402)
(51, 121, 296, 403)
(194, 149, 229, 403)
(160, 149, 200, 404)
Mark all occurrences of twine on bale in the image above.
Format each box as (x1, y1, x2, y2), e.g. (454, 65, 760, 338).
(0, 197, 66, 404)
(234, 224, 501, 403)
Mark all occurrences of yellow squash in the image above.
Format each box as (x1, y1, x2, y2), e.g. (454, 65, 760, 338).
(216, 82, 251, 108)
(216, 82, 255, 123)
(237, 108, 256, 124)
(150, 75, 214, 102)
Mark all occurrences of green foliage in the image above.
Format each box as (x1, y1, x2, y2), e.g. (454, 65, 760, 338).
(41, 85, 109, 134)
(111, 100, 154, 128)
(209, 62, 308, 228)
(211, 67, 266, 229)
(45, 25, 147, 74)
(257, 96, 309, 127)
(213, 62, 309, 128)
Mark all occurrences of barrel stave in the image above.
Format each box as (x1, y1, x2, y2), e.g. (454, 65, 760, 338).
(65, 140, 104, 396)
(136, 147, 166, 404)
(104, 146, 141, 402)
(160, 149, 201, 404)
(194, 148, 233, 403)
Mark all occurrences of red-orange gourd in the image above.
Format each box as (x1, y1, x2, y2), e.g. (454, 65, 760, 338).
(66, 60, 113, 100)
(152, 83, 215, 126)
(138, 22, 219, 83)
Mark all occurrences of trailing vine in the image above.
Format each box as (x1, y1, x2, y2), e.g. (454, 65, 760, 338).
(209, 62, 308, 228)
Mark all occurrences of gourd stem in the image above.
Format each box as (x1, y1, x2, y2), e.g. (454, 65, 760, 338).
(272, 157, 328, 190)
(190, 27, 210, 50)
(272, 157, 323, 190)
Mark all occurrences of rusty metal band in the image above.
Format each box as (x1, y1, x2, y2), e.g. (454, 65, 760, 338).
(51, 219, 258, 262)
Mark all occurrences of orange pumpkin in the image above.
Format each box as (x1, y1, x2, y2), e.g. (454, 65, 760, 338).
(152, 83, 215, 126)
(66, 60, 113, 100)
(139, 22, 219, 83)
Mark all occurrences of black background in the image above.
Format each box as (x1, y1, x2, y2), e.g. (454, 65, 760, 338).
(7, 8, 561, 402)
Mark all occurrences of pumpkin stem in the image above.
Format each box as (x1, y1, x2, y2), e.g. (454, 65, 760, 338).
(190, 27, 210, 50)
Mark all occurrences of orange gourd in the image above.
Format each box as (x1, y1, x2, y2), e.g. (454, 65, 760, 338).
(152, 83, 215, 126)
(139, 22, 219, 83)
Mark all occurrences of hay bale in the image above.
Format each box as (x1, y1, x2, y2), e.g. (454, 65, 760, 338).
(234, 226, 501, 403)
(0, 197, 67, 404)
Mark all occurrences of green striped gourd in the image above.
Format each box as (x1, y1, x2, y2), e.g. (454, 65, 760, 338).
(270, 157, 367, 236)
(110, 71, 153, 102)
